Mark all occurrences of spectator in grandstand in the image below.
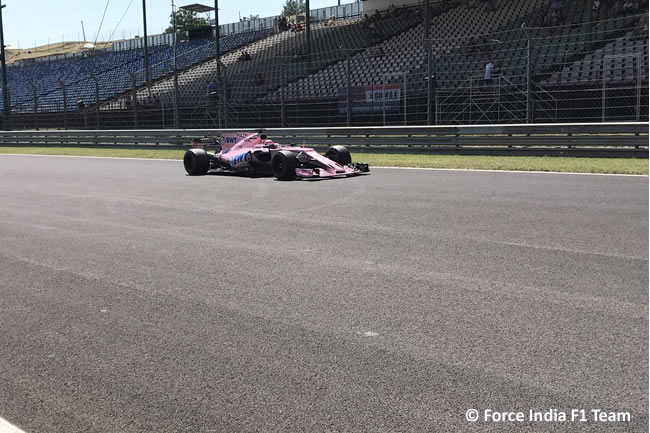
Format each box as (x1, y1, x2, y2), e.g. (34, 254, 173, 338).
(207, 80, 218, 95)
(622, 0, 639, 14)
(254, 73, 265, 86)
(486, 0, 497, 12)
(484, 61, 494, 82)
(76, 99, 85, 111)
(632, 13, 648, 38)
(543, 1, 563, 31)
(592, 0, 601, 20)
(325, 16, 336, 26)
(278, 16, 287, 31)
(238, 51, 252, 62)
(467, 0, 478, 8)
(612, 0, 624, 16)
(641, 13, 649, 36)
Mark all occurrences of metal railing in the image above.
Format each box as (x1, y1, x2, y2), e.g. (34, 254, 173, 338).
(0, 122, 647, 157)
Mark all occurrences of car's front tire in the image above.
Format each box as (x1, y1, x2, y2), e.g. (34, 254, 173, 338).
(325, 145, 352, 166)
(184, 148, 210, 176)
(272, 151, 298, 181)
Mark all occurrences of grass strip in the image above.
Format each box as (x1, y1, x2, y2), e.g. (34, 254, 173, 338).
(0, 147, 647, 175)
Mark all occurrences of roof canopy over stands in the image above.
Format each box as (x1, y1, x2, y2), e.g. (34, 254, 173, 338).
(180, 4, 215, 13)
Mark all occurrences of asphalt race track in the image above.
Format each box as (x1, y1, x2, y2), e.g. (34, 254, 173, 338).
(0, 155, 647, 433)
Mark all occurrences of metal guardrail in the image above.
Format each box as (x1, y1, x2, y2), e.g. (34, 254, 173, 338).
(0, 123, 647, 157)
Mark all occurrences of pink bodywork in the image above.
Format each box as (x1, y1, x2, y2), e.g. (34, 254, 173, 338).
(214, 132, 364, 178)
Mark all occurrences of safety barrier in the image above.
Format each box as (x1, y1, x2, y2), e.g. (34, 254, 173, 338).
(0, 122, 647, 157)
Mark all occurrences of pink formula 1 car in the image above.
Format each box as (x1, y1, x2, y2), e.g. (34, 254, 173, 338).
(183, 131, 369, 180)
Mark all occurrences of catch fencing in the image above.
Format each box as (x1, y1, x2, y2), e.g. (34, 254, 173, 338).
(1, 8, 648, 131)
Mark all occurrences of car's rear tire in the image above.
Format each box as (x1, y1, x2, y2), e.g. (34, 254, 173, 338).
(184, 148, 210, 176)
(325, 145, 352, 166)
(272, 151, 298, 181)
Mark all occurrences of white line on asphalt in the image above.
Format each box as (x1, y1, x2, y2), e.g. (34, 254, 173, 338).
(0, 153, 647, 177)
(372, 166, 649, 177)
(0, 153, 180, 162)
(0, 417, 27, 433)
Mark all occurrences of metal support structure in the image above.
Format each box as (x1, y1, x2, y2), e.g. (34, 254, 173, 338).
(424, 0, 432, 125)
(59, 80, 68, 130)
(129, 72, 138, 129)
(222, 72, 229, 128)
(381, 72, 408, 126)
(214, 0, 220, 79)
(0, 3, 11, 130)
(161, 97, 166, 129)
(171, 0, 180, 129)
(305, 0, 311, 62)
(525, 27, 532, 123)
(602, 53, 642, 122)
(142, 0, 151, 84)
(31, 82, 38, 130)
(280, 64, 286, 127)
(91, 76, 100, 128)
(636, 56, 641, 122)
(346, 52, 352, 126)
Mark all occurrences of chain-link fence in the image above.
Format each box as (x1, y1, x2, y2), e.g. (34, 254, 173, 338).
(2, 5, 648, 130)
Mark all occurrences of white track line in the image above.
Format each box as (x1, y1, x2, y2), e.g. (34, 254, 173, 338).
(0, 417, 27, 433)
(372, 166, 649, 177)
(0, 153, 647, 177)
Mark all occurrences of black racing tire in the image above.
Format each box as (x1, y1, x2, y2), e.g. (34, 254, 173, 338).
(272, 151, 298, 181)
(325, 145, 352, 166)
(184, 148, 210, 176)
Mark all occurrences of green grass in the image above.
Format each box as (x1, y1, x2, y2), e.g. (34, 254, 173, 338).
(0, 147, 186, 160)
(357, 154, 649, 175)
(0, 147, 647, 175)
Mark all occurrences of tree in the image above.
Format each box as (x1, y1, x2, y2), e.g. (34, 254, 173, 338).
(240, 14, 261, 22)
(281, 0, 306, 17)
(165, 9, 210, 33)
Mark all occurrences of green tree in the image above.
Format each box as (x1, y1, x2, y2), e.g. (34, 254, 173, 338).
(165, 9, 210, 33)
(281, 0, 305, 16)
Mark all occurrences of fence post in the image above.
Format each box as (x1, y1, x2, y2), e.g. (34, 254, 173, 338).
(59, 80, 68, 130)
(346, 52, 352, 127)
(280, 64, 286, 128)
(1, 86, 10, 131)
(403, 72, 407, 126)
(129, 72, 138, 129)
(434, 78, 438, 125)
(601, 68, 606, 122)
(636, 53, 641, 122)
(222, 72, 229, 129)
(424, 0, 432, 125)
(217, 63, 223, 129)
(161, 97, 166, 129)
(31, 82, 38, 130)
(525, 27, 532, 123)
(91, 75, 100, 129)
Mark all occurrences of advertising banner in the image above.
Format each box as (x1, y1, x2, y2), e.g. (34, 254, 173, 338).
(338, 84, 401, 114)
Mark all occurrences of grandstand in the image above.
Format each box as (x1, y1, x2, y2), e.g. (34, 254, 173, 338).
(1, 0, 648, 129)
